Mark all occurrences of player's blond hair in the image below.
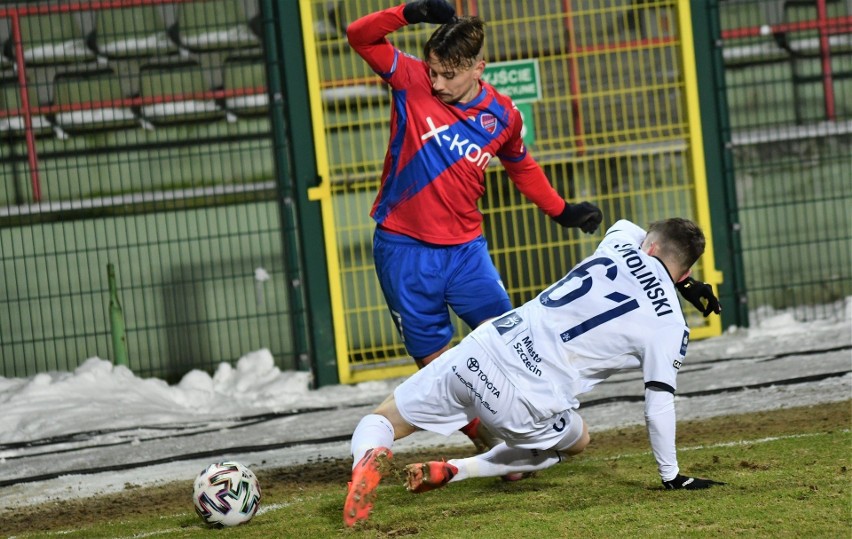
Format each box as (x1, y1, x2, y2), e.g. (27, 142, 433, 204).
(423, 16, 484, 71)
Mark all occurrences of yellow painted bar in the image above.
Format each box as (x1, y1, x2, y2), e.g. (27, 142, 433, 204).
(347, 363, 417, 385)
(677, 0, 723, 340)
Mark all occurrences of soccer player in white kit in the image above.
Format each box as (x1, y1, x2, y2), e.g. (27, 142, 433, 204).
(343, 218, 725, 527)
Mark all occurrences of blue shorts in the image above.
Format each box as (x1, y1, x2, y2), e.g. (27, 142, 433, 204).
(373, 228, 513, 360)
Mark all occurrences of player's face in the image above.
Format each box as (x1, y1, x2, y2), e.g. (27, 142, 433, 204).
(427, 54, 485, 105)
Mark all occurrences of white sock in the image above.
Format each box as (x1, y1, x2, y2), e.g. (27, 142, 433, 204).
(448, 442, 562, 481)
(350, 414, 395, 469)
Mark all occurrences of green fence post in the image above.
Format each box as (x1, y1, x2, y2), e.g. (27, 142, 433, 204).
(691, 0, 749, 328)
(262, 0, 338, 386)
(107, 263, 129, 366)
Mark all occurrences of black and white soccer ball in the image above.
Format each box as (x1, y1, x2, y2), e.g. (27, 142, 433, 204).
(193, 461, 262, 527)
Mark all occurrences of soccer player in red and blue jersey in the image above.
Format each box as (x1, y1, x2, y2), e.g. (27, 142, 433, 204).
(347, 0, 603, 369)
(348, 0, 603, 457)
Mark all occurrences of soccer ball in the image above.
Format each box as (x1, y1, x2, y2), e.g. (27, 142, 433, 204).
(193, 461, 262, 527)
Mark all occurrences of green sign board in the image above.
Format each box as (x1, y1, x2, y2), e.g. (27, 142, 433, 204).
(516, 102, 535, 146)
(482, 59, 540, 144)
(482, 59, 542, 104)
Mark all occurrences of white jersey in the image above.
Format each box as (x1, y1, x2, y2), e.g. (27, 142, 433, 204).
(470, 219, 689, 418)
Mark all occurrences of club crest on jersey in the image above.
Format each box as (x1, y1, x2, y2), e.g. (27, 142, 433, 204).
(492, 312, 522, 335)
(480, 113, 497, 134)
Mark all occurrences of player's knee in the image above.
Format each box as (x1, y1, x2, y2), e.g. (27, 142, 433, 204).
(373, 394, 418, 440)
(373, 392, 396, 415)
(553, 414, 589, 456)
(564, 427, 590, 456)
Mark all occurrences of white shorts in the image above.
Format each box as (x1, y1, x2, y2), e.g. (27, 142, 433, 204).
(394, 336, 582, 451)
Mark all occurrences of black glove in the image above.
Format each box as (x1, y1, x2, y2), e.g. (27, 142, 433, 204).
(402, 0, 456, 24)
(676, 277, 721, 317)
(663, 474, 726, 490)
(551, 201, 603, 234)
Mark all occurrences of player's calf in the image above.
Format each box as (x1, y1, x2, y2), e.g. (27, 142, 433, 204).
(459, 418, 532, 482)
(459, 417, 498, 453)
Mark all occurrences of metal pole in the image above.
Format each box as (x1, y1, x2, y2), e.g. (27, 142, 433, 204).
(107, 263, 129, 366)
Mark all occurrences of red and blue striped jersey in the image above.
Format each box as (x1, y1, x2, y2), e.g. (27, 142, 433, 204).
(348, 6, 565, 245)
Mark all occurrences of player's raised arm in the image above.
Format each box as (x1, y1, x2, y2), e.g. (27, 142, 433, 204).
(347, 1, 456, 76)
(346, 6, 408, 74)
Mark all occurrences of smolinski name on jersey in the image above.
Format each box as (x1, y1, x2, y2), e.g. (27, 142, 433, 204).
(615, 245, 674, 316)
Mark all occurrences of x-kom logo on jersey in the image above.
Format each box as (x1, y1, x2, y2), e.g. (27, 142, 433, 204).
(420, 116, 494, 170)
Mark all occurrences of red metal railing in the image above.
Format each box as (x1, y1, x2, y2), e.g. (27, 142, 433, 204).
(8, 10, 40, 201)
(0, 0, 265, 203)
(720, 14, 852, 39)
(721, 10, 852, 121)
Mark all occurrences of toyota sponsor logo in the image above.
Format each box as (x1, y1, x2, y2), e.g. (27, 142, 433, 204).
(464, 358, 501, 398)
(452, 365, 498, 415)
(466, 357, 479, 372)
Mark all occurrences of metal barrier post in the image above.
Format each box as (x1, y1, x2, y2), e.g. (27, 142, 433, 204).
(107, 263, 129, 367)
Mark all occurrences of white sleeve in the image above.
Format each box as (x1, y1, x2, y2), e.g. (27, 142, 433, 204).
(603, 219, 647, 246)
(642, 326, 687, 393)
(644, 386, 679, 481)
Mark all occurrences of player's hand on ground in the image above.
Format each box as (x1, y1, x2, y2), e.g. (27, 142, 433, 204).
(552, 201, 603, 234)
(403, 0, 456, 24)
(676, 277, 722, 317)
(662, 474, 726, 490)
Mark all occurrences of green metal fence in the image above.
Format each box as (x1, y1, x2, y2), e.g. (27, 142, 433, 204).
(704, 0, 851, 325)
(696, 0, 852, 325)
(0, 0, 315, 381)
